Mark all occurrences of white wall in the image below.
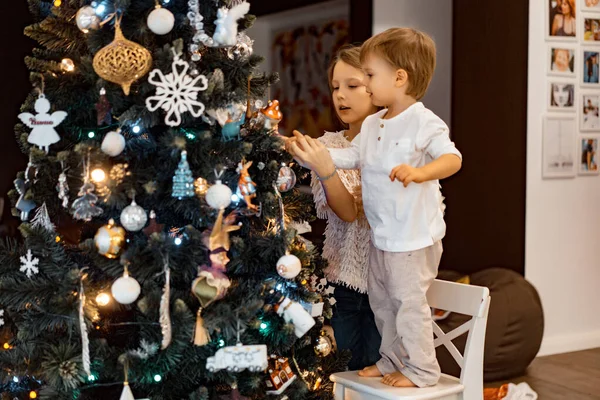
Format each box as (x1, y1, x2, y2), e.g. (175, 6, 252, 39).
(373, 0, 453, 125)
(527, 1, 600, 356)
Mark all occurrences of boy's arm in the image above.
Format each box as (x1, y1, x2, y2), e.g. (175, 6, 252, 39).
(391, 119, 461, 186)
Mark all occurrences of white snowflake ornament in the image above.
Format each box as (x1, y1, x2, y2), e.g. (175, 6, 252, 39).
(18, 95, 67, 153)
(20, 249, 40, 279)
(146, 50, 208, 127)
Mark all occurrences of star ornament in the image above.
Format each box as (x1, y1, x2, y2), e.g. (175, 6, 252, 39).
(146, 55, 209, 127)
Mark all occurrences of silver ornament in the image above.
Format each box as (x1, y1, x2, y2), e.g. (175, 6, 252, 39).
(76, 6, 101, 33)
(314, 334, 333, 357)
(120, 199, 148, 232)
(206, 180, 232, 209)
(277, 164, 297, 193)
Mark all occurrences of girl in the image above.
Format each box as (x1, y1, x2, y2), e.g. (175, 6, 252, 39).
(287, 45, 381, 370)
(552, 0, 576, 37)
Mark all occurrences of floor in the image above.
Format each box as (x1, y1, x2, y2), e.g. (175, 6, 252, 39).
(485, 348, 600, 399)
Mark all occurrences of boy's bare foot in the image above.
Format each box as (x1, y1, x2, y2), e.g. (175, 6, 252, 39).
(381, 372, 418, 387)
(358, 365, 383, 377)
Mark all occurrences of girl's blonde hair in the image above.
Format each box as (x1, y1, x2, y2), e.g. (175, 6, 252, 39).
(327, 44, 362, 90)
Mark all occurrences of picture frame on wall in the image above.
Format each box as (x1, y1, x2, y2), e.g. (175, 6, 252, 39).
(582, 49, 600, 86)
(580, 92, 600, 131)
(582, 0, 600, 12)
(584, 17, 600, 42)
(542, 115, 576, 178)
(548, 81, 576, 111)
(578, 136, 600, 174)
(548, 46, 576, 76)
(546, 0, 577, 41)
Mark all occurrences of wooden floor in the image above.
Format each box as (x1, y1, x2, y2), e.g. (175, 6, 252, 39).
(485, 348, 600, 399)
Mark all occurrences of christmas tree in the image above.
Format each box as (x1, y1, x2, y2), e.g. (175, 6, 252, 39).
(0, 1, 348, 399)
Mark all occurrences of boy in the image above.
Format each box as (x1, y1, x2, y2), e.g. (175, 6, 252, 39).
(288, 28, 462, 388)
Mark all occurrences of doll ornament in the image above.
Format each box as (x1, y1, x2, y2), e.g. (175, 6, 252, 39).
(18, 95, 67, 153)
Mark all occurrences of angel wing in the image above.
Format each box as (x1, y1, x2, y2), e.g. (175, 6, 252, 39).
(51, 111, 68, 126)
(17, 113, 35, 128)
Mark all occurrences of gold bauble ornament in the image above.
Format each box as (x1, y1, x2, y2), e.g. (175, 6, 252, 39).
(94, 219, 126, 259)
(93, 17, 153, 95)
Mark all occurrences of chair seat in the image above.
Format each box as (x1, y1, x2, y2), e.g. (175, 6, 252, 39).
(330, 371, 464, 400)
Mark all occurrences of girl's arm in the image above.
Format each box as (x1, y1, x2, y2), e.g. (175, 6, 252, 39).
(289, 132, 358, 222)
(552, 15, 559, 35)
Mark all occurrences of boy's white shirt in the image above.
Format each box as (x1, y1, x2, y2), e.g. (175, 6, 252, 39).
(328, 102, 462, 252)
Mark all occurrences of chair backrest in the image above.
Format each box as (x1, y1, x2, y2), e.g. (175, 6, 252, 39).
(426, 279, 491, 397)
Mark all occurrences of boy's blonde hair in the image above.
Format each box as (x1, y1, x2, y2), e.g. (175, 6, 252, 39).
(327, 44, 362, 90)
(360, 28, 436, 100)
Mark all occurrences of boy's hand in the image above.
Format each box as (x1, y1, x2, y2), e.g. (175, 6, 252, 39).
(390, 164, 427, 187)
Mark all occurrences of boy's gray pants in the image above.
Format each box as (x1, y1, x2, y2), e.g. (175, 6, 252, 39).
(368, 241, 443, 387)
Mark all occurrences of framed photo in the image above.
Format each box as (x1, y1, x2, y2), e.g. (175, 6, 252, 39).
(582, 0, 600, 12)
(548, 46, 576, 76)
(584, 17, 600, 42)
(582, 49, 600, 85)
(546, 0, 577, 41)
(580, 93, 600, 131)
(548, 81, 576, 111)
(542, 115, 576, 178)
(578, 136, 600, 174)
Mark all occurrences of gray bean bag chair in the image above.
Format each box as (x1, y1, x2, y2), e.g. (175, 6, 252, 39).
(435, 268, 544, 381)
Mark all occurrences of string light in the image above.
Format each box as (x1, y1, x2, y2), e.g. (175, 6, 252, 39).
(55, 235, 61, 243)
(91, 168, 106, 183)
(132, 125, 141, 134)
(88, 374, 97, 382)
(174, 237, 183, 246)
(88, 131, 96, 139)
(218, 339, 225, 347)
(12, 376, 19, 383)
(29, 391, 38, 399)
(3, 343, 10, 349)
(60, 58, 75, 72)
(95, 292, 111, 306)
(153, 374, 162, 382)
(260, 322, 268, 331)
(53, 0, 62, 6)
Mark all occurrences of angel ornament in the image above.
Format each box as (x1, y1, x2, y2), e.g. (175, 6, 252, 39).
(18, 95, 67, 153)
(212, 1, 250, 47)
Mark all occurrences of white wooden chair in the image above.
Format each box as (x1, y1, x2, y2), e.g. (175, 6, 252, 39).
(330, 279, 491, 400)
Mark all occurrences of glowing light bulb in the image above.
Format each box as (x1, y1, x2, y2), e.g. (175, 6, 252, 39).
(88, 374, 97, 382)
(12, 376, 19, 383)
(174, 237, 183, 246)
(61, 58, 75, 72)
(231, 194, 240, 202)
(3, 343, 10, 350)
(30, 391, 38, 399)
(91, 168, 106, 183)
(260, 322, 268, 331)
(95, 4, 106, 15)
(154, 374, 162, 382)
(88, 131, 96, 138)
(132, 125, 141, 134)
(95, 292, 111, 306)
(218, 339, 225, 347)
(53, 0, 62, 7)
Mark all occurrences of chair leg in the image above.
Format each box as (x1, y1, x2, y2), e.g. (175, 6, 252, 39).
(333, 382, 345, 400)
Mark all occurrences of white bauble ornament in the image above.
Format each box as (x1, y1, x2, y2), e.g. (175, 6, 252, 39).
(101, 130, 126, 157)
(120, 199, 148, 232)
(147, 6, 175, 35)
(76, 6, 101, 33)
(205, 180, 232, 209)
(276, 254, 302, 279)
(112, 269, 141, 305)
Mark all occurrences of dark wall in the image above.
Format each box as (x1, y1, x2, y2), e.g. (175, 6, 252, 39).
(440, 0, 529, 274)
(0, 1, 32, 232)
